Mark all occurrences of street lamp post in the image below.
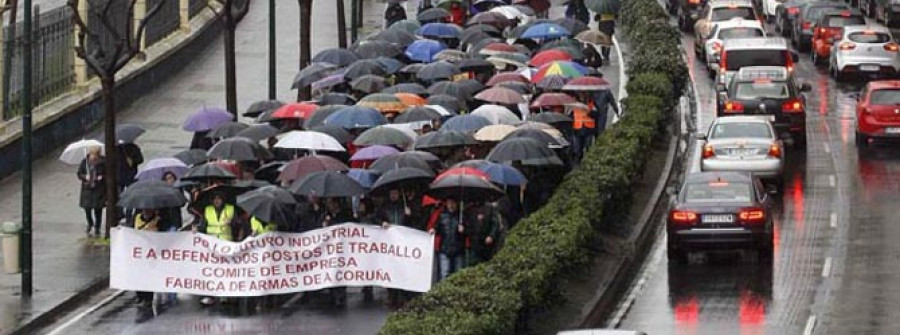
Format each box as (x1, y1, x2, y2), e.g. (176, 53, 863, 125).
(268, 0, 276, 100)
(21, 0, 33, 297)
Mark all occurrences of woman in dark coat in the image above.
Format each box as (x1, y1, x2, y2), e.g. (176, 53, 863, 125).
(78, 147, 106, 237)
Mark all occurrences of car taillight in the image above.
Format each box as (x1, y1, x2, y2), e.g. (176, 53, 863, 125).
(702, 144, 715, 158)
(739, 208, 766, 225)
(839, 42, 856, 51)
(768, 144, 781, 157)
(782, 98, 803, 113)
(786, 64, 794, 73)
(787, 7, 799, 15)
(802, 21, 812, 30)
(724, 101, 744, 112)
(670, 210, 699, 226)
(712, 41, 722, 52)
(861, 106, 870, 114)
(885, 42, 899, 52)
(819, 27, 827, 34)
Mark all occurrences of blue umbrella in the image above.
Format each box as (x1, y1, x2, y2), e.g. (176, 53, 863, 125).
(405, 39, 447, 63)
(182, 107, 232, 132)
(479, 162, 527, 186)
(520, 23, 571, 40)
(347, 168, 379, 189)
(417, 23, 463, 39)
(441, 114, 492, 132)
(324, 106, 388, 129)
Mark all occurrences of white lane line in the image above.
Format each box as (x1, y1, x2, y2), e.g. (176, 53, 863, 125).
(613, 35, 626, 124)
(829, 175, 836, 187)
(830, 212, 837, 228)
(46, 290, 126, 335)
(803, 315, 818, 335)
(822, 257, 833, 278)
(606, 240, 665, 328)
(281, 292, 304, 309)
(823, 142, 831, 153)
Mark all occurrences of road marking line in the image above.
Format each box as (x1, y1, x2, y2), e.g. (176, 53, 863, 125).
(830, 212, 837, 228)
(822, 257, 833, 278)
(281, 292, 304, 309)
(823, 142, 831, 153)
(613, 35, 626, 124)
(829, 175, 836, 187)
(803, 315, 817, 335)
(46, 290, 125, 335)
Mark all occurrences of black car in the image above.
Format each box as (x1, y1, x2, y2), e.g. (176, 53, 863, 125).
(775, 0, 813, 37)
(717, 67, 811, 147)
(666, 172, 774, 264)
(791, 1, 850, 51)
(668, 0, 708, 32)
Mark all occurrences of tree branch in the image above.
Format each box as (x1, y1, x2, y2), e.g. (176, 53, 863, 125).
(68, 0, 109, 78)
(115, 0, 165, 71)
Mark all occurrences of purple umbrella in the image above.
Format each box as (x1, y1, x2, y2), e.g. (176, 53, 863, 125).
(350, 145, 400, 162)
(135, 157, 189, 182)
(182, 107, 233, 132)
(312, 73, 346, 91)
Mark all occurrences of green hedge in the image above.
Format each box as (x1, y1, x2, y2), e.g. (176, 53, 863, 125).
(379, 0, 685, 332)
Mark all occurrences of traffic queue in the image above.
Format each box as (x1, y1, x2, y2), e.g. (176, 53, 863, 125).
(664, 0, 900, 263)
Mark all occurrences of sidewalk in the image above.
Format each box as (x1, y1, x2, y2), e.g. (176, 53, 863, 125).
(0, 1, 386, 334)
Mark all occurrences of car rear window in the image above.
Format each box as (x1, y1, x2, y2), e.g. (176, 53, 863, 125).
(712, 7, 757, 21)
(711, 122, 773, 139)
(806, 6, 847, 21)
(725, 49, 788, 70)
(869, 89, 900, 105)
(821, 15, 865, 27)
(848, 32, 891, 43)
(734, 82, 791, 99)
(683, 182, 752, 203)
(720, 27, 765, 39)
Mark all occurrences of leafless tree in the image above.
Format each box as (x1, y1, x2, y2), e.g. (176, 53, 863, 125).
(67, 0, 164, 236)
(209, 0, 249, 118)
(297, 0, 311, 101)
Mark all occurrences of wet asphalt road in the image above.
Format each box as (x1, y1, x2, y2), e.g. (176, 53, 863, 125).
(610, 12, 900, 335)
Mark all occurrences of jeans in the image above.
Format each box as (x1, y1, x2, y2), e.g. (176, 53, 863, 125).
(438, 253, 464, 280)
(572, 132, 595, 161)
(84, 208, 103, 234)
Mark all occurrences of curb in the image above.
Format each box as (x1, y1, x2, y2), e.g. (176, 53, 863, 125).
(8, 275, 110, 335)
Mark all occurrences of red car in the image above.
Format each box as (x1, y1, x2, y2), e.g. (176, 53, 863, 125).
(856, 80, 900, 146)
(810, 10, 865, 65)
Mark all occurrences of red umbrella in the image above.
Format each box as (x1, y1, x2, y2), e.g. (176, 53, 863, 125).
(474, 86, 527, 104)
(529, 49, 573, 67)
(435, 167, 489, 181)
(562, 76, 611, 91)
(530, 92, 577, 109)
(486, 71, 530, 86)
(480, 42, 519, 55)
(272, 103, 318, 120)
(278, 155, 349, 183)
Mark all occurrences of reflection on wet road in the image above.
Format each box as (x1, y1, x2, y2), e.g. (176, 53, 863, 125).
(612, 22, 900, 334)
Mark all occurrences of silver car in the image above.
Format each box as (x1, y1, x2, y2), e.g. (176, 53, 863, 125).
(699, 19, 766, 76)
(829, 25, 900, 81)
(699, 116, 784, 188)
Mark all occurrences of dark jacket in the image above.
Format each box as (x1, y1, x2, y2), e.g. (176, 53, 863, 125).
(385, 4, 407, 28)
(78, 158, 106, 209)
(566, 1, 590, 24)
(118, 143, 144, 188)
(295, 201, 324, 232)
(466, 204, 501, 261)
(434, 209, 467, 256)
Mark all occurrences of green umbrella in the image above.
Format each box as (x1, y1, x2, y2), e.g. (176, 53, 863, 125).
(585, 0, 621, 14)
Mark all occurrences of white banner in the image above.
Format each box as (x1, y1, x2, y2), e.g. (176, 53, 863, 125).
(110, 223, 434, 296)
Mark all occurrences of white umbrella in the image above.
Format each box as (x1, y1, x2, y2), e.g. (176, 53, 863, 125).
(381, 123, 419, 140)
(472, 104, 521, 125)
(275, 130, 346, 152)
(425, 104, 454, 116)
(59, 139, 104, 165)
(474, 124, 517, 142)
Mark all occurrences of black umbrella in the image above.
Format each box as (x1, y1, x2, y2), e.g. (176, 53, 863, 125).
(370, 167, 435, 195)
(288, 171, 366, 198)
(207, 122, 249, 139)
(374, 57, 406, 74)
(462, 24, 502, 37)
(486, 137, 563, 166)
(417, 7, 450, 22)
(292, 62, 339, 89)
(368, 29, 417, 47)
(255, 161, 286, 184)
(235, 124, 279, 142)
(114, 124, 146, 144)
(394, 106, 442, 123)
(118, 181, 188, 209)
(174, 149, 208, 166)
(382, 83, 428, 95)
(554, 17, 589, 35)
(457, 79, 485, 97)
(427, 174, 504, 202)
(417, 61, 462, 82)
(316, 93, 357, 106)
(344, 59, 388, 81)
(414, 130, 477, 149)
(352, 40, 403, 59)
(460, 31, 495, 49)
(530, 112, 573, 124)
(181, 162, 237, 181)
(237, 186, 297, 225)
(304, 105, 344, 128)
(351, 74, 388, 94)
(427, 81, 468, 101)
(310, 124, 354, 144)
(312, 48, 359, 67)
(208, 137, 273, 161)
(505, 128, 568, 148)
(456, 58, 494, 72)
(371, 152, 433, 173)
(426, 94, 463, 111)
(244, 100, 284, 118)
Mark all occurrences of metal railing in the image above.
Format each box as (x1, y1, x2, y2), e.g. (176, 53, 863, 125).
(146, 0, 181, 47)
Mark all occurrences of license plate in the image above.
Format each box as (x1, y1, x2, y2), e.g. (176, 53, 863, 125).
(703, 214, 734, 223)
(728, 148, 758, 156)
(860, 65, 880, 72)
(886, 127, 900, 134)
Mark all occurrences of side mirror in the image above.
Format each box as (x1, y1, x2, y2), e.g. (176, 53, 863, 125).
(695, 133, 708, 141)
(800, 82, 812, 92)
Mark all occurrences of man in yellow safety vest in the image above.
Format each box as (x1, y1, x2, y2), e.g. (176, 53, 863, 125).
(203, 194, 234, 242)
(250, 216, 278, 236)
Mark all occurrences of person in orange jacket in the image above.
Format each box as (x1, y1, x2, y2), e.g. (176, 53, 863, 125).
(448, 2, 466, 25)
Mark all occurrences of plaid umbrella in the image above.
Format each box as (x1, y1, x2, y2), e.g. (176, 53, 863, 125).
(357, 93, 408, 114)
(474, 86, 526, 104)
(486, 71, 530, 86)
(530, 92, 577, 109)
(535, 74, 571, 90)
(575, 30, 612, 46)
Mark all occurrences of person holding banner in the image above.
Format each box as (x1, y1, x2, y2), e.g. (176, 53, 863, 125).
(428, 199, 469, 281)
(132, 208, 161, 321)
(378, 189, 421, 308)
(466, 202, 502, 266)
(199, 193, 235, 306)
(355, 198, 379, 303)
(322, 198, 354, 307)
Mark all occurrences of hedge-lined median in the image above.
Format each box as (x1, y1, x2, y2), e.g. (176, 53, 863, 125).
(379, 1, 687, 332)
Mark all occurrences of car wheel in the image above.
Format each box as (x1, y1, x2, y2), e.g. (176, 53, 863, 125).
(667, 245, 688, 265)
(856, 131, 869, 147)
